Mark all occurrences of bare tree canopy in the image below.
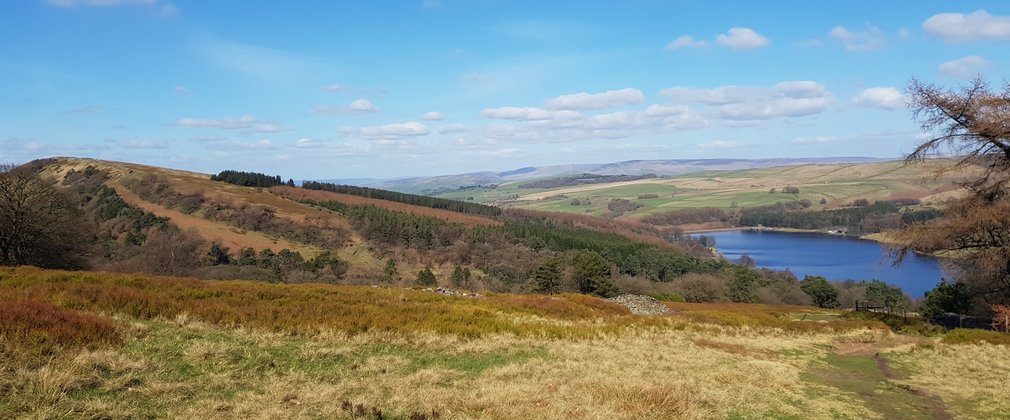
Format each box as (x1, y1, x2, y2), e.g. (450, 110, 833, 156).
(0, 163, 90, 269)
(902, 78, 1010, 309)
(907, 77, 1010, 201)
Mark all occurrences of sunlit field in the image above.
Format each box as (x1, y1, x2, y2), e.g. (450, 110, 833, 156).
(3, 267, 1007, 419)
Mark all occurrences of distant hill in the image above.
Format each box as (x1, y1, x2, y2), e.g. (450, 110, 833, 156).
(321, 157, 886, 194)
(433, 158, 972, 223)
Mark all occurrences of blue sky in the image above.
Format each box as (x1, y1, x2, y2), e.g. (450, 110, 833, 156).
(2, 1, 1008, 179)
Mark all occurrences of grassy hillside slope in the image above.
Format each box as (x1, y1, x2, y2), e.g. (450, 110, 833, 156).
(437, 159, 973, 221)
(2, 267, 1008, 419)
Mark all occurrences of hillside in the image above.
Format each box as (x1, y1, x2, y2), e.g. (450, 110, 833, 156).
(436, 159, 972, 222)
(29, 157, 757, 296)
(343, 157, 884, 195)
(3, 267, 1008, 419)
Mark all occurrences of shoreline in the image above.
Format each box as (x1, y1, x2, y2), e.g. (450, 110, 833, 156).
(683, 226, 948, 259)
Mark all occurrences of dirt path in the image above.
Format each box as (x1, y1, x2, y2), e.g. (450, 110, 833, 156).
(873, 353, 954, 420)
(803, 338, 954, 419)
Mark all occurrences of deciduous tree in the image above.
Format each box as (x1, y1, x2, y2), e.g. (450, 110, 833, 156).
(899, 77, 1010, 311)
(0, 164, 90, 269)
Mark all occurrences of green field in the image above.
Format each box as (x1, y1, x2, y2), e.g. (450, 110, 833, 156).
(437, 160, 969, 220)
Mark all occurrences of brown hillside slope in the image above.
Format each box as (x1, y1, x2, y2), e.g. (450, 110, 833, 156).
(38, 158, 386, 276)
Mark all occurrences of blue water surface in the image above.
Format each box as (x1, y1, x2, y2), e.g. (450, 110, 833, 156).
(696, 230, 945, 297)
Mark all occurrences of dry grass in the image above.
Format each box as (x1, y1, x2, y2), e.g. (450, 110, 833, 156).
(887, 343, 1010, 418)
(0, 267, 636, 339)
(0, 300, 120, 364)
(2, 266, 1008, 419)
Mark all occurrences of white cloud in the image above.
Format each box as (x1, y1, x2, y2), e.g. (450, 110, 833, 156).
(437, 124, 469, 134)
(852, 87, 906, 110)
(829, 25, 887, 52)
(715, 27, 769, 50)
(644, 104, 689, 117)
(938, 55, 992, 79)
(191, 135, 227, 143)
(315, 99, 378, 115)
(356, 121, 430, 139)
(349, 99, 377, 112)
(660, 81, 832, 120)
(422, 111, 445, 121)
(174, 86, 191, 95)
(665, 35, 708, 50)
(294, 138, 323, 149)
(421, 0, 442, 8)
(697, 140, 742, 150)
(544, 88, 645, 110)
(123, 139, 170, 149)
(923, 10, 1010, 43)
(480, 106, 581, 121)
(173, 115, 292, 133)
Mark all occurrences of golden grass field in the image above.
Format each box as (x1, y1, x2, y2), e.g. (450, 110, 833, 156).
(439, 159, 978, 221)
(3, 267, 1008, 419)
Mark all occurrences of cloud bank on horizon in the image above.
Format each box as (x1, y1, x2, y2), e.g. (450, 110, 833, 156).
(1, 1, 1008, 178)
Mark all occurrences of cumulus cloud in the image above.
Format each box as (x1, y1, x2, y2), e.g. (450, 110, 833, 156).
(480, 106, 581, 121)
(173, 115, 292, 133)
(315, 99, 378, 115)
(294, 138, 323, 149)
(852, 87, 906, 110)
(422, 111, 445, 121)
(644, 104, 689, 117)
(660, 81, 831, 120)
(349, 99, 377, 112)
(544, 88, 645, 110)
(924, 10, 1010, 43)
(174, 86, 191, 95)
(938, 55, 992, 79)
(355, 121, 430, 139)
(829, 25, 887, 52)
(715, 27, 769, 50)
(665, 35, 708, 50)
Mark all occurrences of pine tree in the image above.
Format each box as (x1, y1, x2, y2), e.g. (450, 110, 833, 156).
(416, 266, 436, 286)
(383, 259, 398, 280)
(533, 258, 562, 294)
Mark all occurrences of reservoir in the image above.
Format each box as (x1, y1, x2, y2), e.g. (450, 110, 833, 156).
(696, 229, 944, 297)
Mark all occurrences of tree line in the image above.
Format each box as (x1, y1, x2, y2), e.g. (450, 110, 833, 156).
(211, 170, 293, 188)
(301, 181, 502, 217)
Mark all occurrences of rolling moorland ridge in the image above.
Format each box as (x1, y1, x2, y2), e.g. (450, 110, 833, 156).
(7, 2, 1010, 419)
(1, 153, 1009, 418)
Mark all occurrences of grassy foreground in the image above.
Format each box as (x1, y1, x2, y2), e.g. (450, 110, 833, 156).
(1, 267, 1008, 419)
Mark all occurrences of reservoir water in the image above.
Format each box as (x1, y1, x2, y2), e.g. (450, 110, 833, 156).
(696, 230, 944, 297)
